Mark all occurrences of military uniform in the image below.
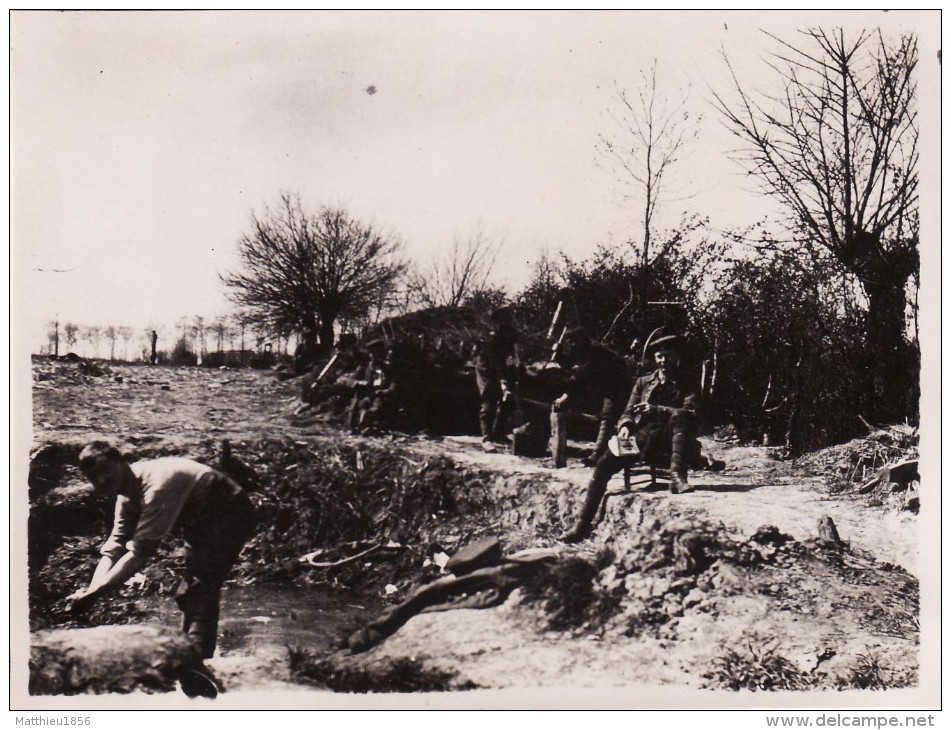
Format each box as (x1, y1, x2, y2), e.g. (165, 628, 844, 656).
(563, 359, 700, 541)
(475, 323, 518, 445)
(354, 357, 399, 431)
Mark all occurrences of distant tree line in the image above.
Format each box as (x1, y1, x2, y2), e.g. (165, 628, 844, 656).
(42, 313, 283, 368)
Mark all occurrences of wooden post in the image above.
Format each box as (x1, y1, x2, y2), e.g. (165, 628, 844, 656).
(550, 407, 567, 468)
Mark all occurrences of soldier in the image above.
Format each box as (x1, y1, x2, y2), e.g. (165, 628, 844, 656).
(561, 334, 700, 543)
(474, 307, 519, 453)
(293, 328, 319, 376)
(67, 442, 257, 693)
(552, 327, 631, 465)
(352, 340, 400, 432)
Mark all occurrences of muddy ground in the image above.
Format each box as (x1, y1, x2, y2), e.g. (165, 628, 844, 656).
(20, 357, 930, 707)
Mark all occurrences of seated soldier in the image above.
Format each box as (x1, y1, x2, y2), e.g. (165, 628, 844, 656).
(339, 339, 394, 430)
(560, 334, 701, 543)
(552, 327, 631, 465)
(293, 328, 319, 376)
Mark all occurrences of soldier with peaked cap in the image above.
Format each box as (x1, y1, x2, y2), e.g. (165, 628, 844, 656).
(561, 333, 701, 543)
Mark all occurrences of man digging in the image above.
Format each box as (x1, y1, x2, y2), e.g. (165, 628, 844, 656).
(66, 441, 257, 698)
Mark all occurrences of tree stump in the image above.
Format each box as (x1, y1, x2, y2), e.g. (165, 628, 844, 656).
(817, 515, 843, 546)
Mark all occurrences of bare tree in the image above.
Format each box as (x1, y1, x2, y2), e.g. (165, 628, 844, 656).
(103, 325, 118, 360)
(406, 228, 503, 309)
(64, 322, 79, 353)
(222, 193, 405, 349)
(597, 60, 702, 265)
(211, 316, 232, 352)
(713, 28, 919, 419)
(46, 319, 60, 357)
(118, 326, 133, 360)
(192, 316, 207, 359)
(84, 325, 102, 359)
(176, 317, 191, 345)
(233, 311, 253, 352)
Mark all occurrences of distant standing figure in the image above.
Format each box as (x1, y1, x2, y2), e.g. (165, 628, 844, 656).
(293, 328, 319, 376)
(150, 331, 158, 365)
(474, 307, 519, 453)
(67, 442, 257, 664)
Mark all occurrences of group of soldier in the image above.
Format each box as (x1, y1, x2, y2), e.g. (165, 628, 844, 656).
(471, 306, 721, 542)
(62, 305, 719, 696)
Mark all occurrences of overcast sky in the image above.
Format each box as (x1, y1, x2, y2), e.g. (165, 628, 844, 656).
(12, 9, 940, 352)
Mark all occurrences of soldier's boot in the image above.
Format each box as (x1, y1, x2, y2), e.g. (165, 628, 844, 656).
(560, 522, 592, 544)
(490, 408, 512, 445)
(669, 431, 694, 495)
(478, 412, 497, 452)
(346, 398, 361, 431)
(560, 479, 607, 543)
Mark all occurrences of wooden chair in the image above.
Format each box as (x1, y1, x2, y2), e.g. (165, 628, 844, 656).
(622, 453, 672, 490)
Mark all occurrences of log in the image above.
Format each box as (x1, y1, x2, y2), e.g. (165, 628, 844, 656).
(883, 459, 918, 485)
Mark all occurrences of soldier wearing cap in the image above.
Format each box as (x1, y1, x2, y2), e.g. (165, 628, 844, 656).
(561, 333, 699, 543)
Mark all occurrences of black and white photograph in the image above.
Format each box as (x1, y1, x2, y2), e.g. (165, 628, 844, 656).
(11, 9, 941, 716)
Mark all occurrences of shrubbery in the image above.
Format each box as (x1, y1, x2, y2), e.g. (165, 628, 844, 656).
(498, 221, 918, 454)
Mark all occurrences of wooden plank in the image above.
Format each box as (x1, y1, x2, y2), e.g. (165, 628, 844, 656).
(550, 408, 567, 468)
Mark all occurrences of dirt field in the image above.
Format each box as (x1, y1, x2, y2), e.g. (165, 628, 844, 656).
(21, 357, 930, 707)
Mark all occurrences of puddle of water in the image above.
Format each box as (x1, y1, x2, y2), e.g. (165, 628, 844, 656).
(143, 584, 380, 657)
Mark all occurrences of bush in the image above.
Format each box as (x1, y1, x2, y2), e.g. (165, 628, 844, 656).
(835, 652, 917, 690)
(693, 251, 870, 452)
(703, 640, 809, 691)
(168, 337, 197, 366)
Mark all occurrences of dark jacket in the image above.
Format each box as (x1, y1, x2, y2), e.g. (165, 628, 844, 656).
(475, 326, 517, 379)
(564, 342, 630, 399)
(618, 368, 699, 432)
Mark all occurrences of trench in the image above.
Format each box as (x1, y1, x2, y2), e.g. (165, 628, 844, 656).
(27, 435, 528, 694)
(28, 432, 921, 695)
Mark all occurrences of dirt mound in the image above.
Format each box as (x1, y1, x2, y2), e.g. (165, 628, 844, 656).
(796, 424, 919, 512)
(348, 511, 919, 692)
(287, 648, 478, 692)
(29, 442, 84, 497)
(30, 625, 195, 695)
